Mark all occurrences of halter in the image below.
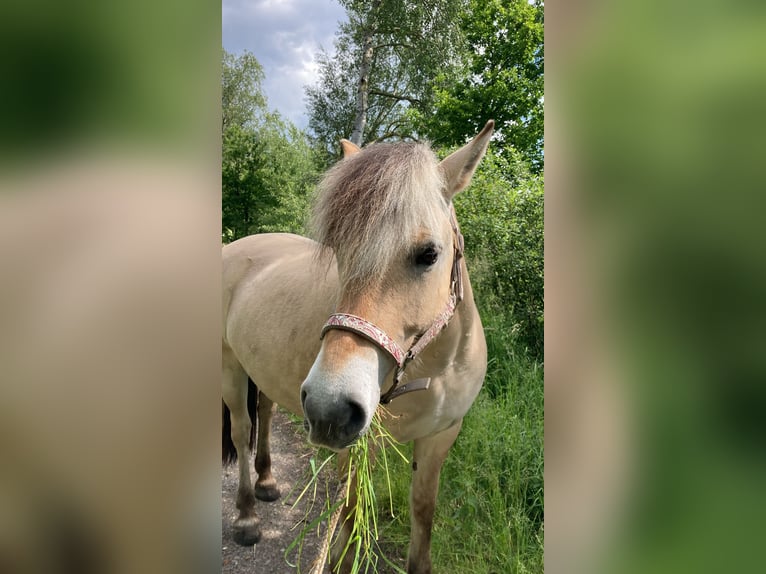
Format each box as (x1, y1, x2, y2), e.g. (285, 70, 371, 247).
(320, 205, 465, 404)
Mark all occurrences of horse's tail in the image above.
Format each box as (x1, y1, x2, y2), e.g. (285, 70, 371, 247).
(222, 377, 258, 465)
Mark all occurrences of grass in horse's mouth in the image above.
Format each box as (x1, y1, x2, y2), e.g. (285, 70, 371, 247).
(286, 408, 408, 573)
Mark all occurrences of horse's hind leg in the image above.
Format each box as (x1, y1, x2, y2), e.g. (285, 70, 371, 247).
(254, 392, 280, 501)
(222, 346, 261, 546)
(407, 421, 463, 574)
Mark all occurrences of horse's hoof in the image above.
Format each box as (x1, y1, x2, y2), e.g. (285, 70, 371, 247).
(255, 483, 281, 502)
(232, 517, 261, 546)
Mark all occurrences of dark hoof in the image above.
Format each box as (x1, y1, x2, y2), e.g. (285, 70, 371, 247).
(232, 517, 261, 546)
(255, 483, 281, 502)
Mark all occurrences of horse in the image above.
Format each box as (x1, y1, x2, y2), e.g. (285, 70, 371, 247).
(222, 120, 494, 574)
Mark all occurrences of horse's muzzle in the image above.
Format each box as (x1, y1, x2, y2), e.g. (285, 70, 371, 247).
(300, 389, 367, 451)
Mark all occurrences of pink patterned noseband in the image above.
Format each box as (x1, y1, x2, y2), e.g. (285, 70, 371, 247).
(319, 205, 465, 404)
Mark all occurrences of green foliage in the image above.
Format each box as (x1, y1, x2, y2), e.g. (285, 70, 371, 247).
(305, 43, 358, 164)
(222, 116, 317, 241)
(222, 50, 319, 241)
(286, 414, 409, 574)
(307, 0, 544, 171)
(1, 0, 216, 161)
(423, 0, 544, 171)
(454, 148, 544, 359)
(222, 124, 275, 240)
(222, 50, 266, 131)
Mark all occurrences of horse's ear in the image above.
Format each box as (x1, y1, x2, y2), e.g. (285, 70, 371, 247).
(439, 120, 494, 199)
(340, 139, 361, 158)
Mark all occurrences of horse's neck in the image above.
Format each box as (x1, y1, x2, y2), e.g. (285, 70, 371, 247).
(430, 259, 483, 366)
(455, 259, 481, 328)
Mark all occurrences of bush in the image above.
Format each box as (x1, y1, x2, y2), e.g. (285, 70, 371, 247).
(454, 148, 544, 360)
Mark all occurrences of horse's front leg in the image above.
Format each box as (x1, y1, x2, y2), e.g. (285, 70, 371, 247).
(254, 392, 280, 501)
(407, 421, 463, 574)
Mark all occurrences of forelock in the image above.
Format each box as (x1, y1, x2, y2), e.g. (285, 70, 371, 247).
(310, 141, 447, 289)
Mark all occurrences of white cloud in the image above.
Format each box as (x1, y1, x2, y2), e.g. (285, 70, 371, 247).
(223, 0, 346, 128)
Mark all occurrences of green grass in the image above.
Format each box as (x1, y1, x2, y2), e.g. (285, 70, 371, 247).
(287, 414, 411, 574)
(371, 308, 545, 573)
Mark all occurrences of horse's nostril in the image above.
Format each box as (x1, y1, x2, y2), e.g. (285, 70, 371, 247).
(347, 400, 365, 431)
(300, 389, 307, 405)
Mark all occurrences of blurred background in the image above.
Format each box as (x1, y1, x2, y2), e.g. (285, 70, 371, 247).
(0, 0, 221, 573)
(1, 0, 766, 572)
(546, 0, 766, 572)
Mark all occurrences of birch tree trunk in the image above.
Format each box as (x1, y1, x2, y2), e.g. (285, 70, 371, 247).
(348, 0, 381, 146)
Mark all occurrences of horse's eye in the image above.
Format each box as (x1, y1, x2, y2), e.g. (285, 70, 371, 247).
(415, 245, 439, 267)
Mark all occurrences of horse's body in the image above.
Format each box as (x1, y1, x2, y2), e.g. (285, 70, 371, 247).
(223, 233, 335, 417)
(222, 122, 494, 574)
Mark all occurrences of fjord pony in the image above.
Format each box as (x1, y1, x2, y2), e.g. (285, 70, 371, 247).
(222, 121, 494, 574)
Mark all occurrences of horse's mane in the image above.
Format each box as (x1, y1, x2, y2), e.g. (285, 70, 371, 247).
(310, 141, 447, 291)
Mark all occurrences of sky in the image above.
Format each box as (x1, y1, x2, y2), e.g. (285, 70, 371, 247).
(222, 0, 347, 128)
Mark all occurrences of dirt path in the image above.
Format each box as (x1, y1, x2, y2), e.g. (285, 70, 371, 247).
(222, 409, 339, 574)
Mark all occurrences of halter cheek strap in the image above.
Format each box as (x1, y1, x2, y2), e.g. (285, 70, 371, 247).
(320, 205, 465, 404)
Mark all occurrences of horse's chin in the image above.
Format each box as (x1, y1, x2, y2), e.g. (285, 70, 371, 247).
(303, 417, 370, 452)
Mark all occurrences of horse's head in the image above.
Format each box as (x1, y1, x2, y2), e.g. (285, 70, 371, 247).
(300, 122, 494, 450)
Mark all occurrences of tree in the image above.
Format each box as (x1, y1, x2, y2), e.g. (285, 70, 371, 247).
(306, 0, 465, 159)
(425, 0, 544, 172)
(222, 50, 318, 241)
(222, 50, 266, 131)
(304, 44, 358, 163)
(249, 115, 317, 234)
(222, 125, 272, 240)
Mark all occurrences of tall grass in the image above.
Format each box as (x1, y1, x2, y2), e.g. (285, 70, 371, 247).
(372, 306, 544, 573)
(286, 414, 411, 574)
